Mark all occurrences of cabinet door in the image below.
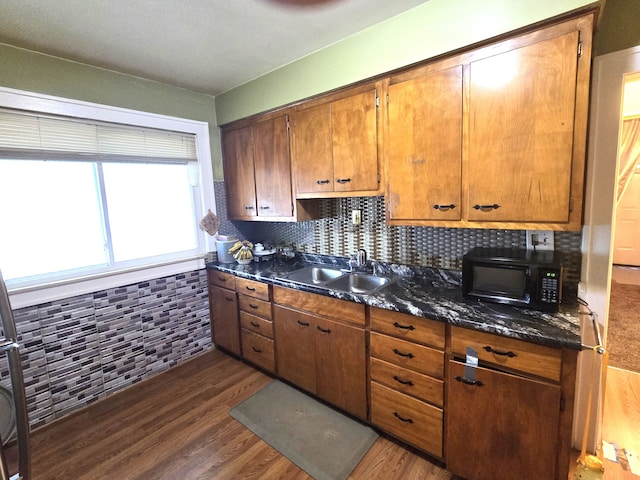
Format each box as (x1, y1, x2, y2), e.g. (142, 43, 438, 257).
(332, 89, 378, 193)
(293, 103, 333, 194)
(387, 65, 463, 221)
(467, 31, 579, 222)
(252, 115, 294, 217)
(209, 285, 241, 356)
(446, 360, 561, 480)
(222, 126, 257, 219)
(314, 317, 367, 420)
(273, 306, 316, 394)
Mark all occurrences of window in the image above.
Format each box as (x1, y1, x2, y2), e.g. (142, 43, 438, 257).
(0, 89, 214, 294)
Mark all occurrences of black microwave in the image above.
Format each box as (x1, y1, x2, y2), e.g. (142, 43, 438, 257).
(462, 247, 563, 312)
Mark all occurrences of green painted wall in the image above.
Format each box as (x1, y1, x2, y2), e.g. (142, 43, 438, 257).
(594, 0, 640, 56)
(215, 0, 597, 125)
(0, 44, 224, 180)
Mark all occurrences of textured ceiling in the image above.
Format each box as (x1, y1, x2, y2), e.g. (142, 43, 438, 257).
(0, 0, 430, 95)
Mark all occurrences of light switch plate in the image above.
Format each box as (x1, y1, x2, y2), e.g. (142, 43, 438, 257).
(526, 230, 554, 251)
(351, 209, 362, 225)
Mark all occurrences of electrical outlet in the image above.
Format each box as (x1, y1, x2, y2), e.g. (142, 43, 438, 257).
(351, 209, 362, 225)
(526, 230, 554, 251)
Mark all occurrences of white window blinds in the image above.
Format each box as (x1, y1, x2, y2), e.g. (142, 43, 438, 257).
(0, 109, 197, 163)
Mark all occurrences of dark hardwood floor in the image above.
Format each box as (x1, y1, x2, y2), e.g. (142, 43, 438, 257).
(27, 349, 454, 479)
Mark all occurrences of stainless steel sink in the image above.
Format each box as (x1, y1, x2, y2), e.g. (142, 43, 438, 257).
(324, 272, 392, 294)
(283, 265, 345, 285)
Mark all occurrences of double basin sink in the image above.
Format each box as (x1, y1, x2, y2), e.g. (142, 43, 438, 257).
(277, 265, 394, 295)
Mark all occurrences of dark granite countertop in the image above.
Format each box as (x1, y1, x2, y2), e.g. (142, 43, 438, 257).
(206, 254, 582, 351)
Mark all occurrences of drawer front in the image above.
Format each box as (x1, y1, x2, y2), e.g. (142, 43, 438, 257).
(238, 295, 272, 320)
(370, 357, 443, 407)
(370, 307, 445, 349)
(240, 311, 273, 339)
(450, 326, 562, 381)
(236, 277, 270, 301)
(370, 332, 444, 379)
(241, 329, 275, 373)
(273, 285, 365, 327)
(208, 270, 236, 289)
(371, 382, 443, 458)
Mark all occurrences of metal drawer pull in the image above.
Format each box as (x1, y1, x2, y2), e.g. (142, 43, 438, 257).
(393, 348, 414, 358)
(250, 321, 260, 328)
(393, 375, 414, 386)
(224, 297, 234, 302)
(249, 303, 259, 309)
(217, 276, 227, 282)
(454, 375, 484, 387)
(297, 320, 310, 327)
(252, 346, 262, 353)
(483, 345, 517, 358)
(336, 178, 352, 184)
(245, 286, 256, 291)
(317, 326, 331, 334)
(245, 205, 255, 210)
(316, 179, 331, 185)
(473, 203, 500, 211)
(259, 206, 270, 210)
(433, 204, 456, 211)
(393, 412, 414, 423)
(393, 322, 415, 331)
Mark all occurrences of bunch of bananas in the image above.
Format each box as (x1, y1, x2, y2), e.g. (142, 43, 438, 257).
(229, 240, 254, 260)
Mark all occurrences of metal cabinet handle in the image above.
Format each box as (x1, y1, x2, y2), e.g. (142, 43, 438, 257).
(393, 375, 414, 386)
(433, 204, 456, 211)
(250, 321, 260, 328)
(473, 203, 500, 211)
(217, 276, 227, 282)
(393, 412, 414, 423)
(297, 320, 310, 327)
(244, 205, 255, 210)
(336, 178, 352, 184)
(454, 375, 484, 387)
(245, 286, 256, 291)
(317, 326, 331, 334)
(249, 303, 259, 309)
(483, 345, 517, 357)
(259, 206, 270, 210)
(316, 179, 331, 185)
(393, 321, 415, 331)
(224, 296, 234, 302)
(252, 346, 262, 353)
(393, 348, 414, 358)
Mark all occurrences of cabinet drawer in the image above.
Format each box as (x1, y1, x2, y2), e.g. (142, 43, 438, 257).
(371, 382, 443, 458)
(236, 277, 270, 301)
(238, 295, 272, 320)
(370, 307, 445, 348)
(450, 326, 562, 381)
(371, 358, 443, 407)
(240, 311, 273, 339)
(241, 329, 275, 373)
(208, 270, 236, 289)
(370, 332, 444, 379)
(273, 286, 365, 327)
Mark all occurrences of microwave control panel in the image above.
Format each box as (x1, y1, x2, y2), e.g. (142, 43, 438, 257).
(539, 269, 561, 304)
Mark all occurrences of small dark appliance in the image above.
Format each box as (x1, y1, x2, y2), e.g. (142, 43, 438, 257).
(462, 247, 563, 312)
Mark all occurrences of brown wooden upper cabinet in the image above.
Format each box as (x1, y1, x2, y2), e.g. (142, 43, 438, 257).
(292, 83, 382, 198)
(386, 62, 463, 222)
(385, 13, 594, 231)
(222, 111, 320, 221)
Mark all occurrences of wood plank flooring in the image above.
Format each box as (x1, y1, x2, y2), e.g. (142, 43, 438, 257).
(27, 349, 454, 480)
(601, 366, 640, 479)
(19, 349, 639, 479)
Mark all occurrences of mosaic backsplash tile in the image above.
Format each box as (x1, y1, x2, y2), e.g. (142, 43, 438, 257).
(0, 269, 211, 429)
(214, 181, 583, 286)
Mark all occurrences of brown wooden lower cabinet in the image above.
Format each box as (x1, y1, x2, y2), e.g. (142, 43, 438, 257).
(371, 382, 443, 458)
(446, 360, 562, 480)
(273, 289, 367, 421)
(208, 284, 241, 356)
(241, 328, 275, 372)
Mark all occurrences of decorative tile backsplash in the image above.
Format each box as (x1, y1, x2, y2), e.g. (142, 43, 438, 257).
(0, 269, 211, 429)
(214, 181, 582, 286)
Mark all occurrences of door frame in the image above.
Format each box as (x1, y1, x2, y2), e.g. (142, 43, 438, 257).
(578, 44, 640, 451)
